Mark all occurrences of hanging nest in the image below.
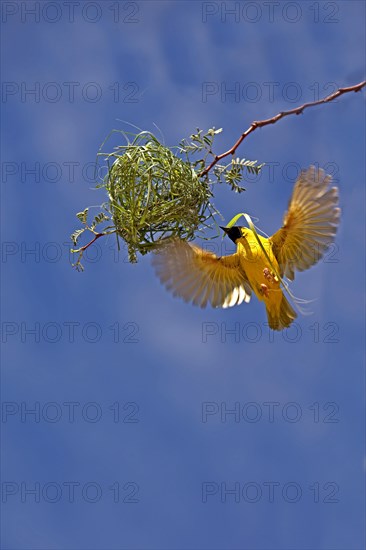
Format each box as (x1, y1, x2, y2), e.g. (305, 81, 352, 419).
(102, 131, 216, 262)
(70, 127, 264, 270)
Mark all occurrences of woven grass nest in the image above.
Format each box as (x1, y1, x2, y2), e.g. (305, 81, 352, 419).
(103, 131, 216, 262)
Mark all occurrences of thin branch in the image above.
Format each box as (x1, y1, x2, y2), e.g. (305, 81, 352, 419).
(71, 229, 117, 271)
(78, 232, 104, 252)
(75, 230, 116, 253)
(199, 80, 366, 178)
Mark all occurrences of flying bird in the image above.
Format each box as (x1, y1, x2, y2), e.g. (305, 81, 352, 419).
(152, 166, 340, 330)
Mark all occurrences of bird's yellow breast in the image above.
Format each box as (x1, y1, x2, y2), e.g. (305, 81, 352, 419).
(236, 230, 281, 301)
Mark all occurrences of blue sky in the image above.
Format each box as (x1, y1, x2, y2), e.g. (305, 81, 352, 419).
(1, 1, 365, 549)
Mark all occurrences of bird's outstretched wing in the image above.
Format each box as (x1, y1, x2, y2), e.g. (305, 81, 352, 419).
(152, 239, 252, 308)
(270, 166, 340, 280)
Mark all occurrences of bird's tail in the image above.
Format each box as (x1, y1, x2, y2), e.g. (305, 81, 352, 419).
(266, 293, 297, 331)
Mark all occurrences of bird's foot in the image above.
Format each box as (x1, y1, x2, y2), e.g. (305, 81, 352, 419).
(260, 283, 270, 298)
(263, 267, 278, 283)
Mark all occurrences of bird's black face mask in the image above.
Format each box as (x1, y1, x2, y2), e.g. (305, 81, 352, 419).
(220, 226, 242, 243)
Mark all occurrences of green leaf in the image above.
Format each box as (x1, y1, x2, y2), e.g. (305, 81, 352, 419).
(70, 228, 86, 246)
(76, 208, 89, 225)
(90, 212, 110, 229)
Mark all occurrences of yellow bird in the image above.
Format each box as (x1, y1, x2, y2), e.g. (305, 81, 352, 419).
(152, 166, 340, 330)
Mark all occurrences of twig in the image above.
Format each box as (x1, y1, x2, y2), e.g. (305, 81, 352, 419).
(71, 229, 117, 271)
(74, 229, 116, 255)
(199, 80, 366, 178)
(77, 232, 105, 253)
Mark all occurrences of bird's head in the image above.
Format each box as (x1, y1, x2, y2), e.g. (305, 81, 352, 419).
(220, 226, 247, 243)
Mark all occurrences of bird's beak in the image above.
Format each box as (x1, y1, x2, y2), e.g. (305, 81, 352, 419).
(220, 225, 242, 243)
